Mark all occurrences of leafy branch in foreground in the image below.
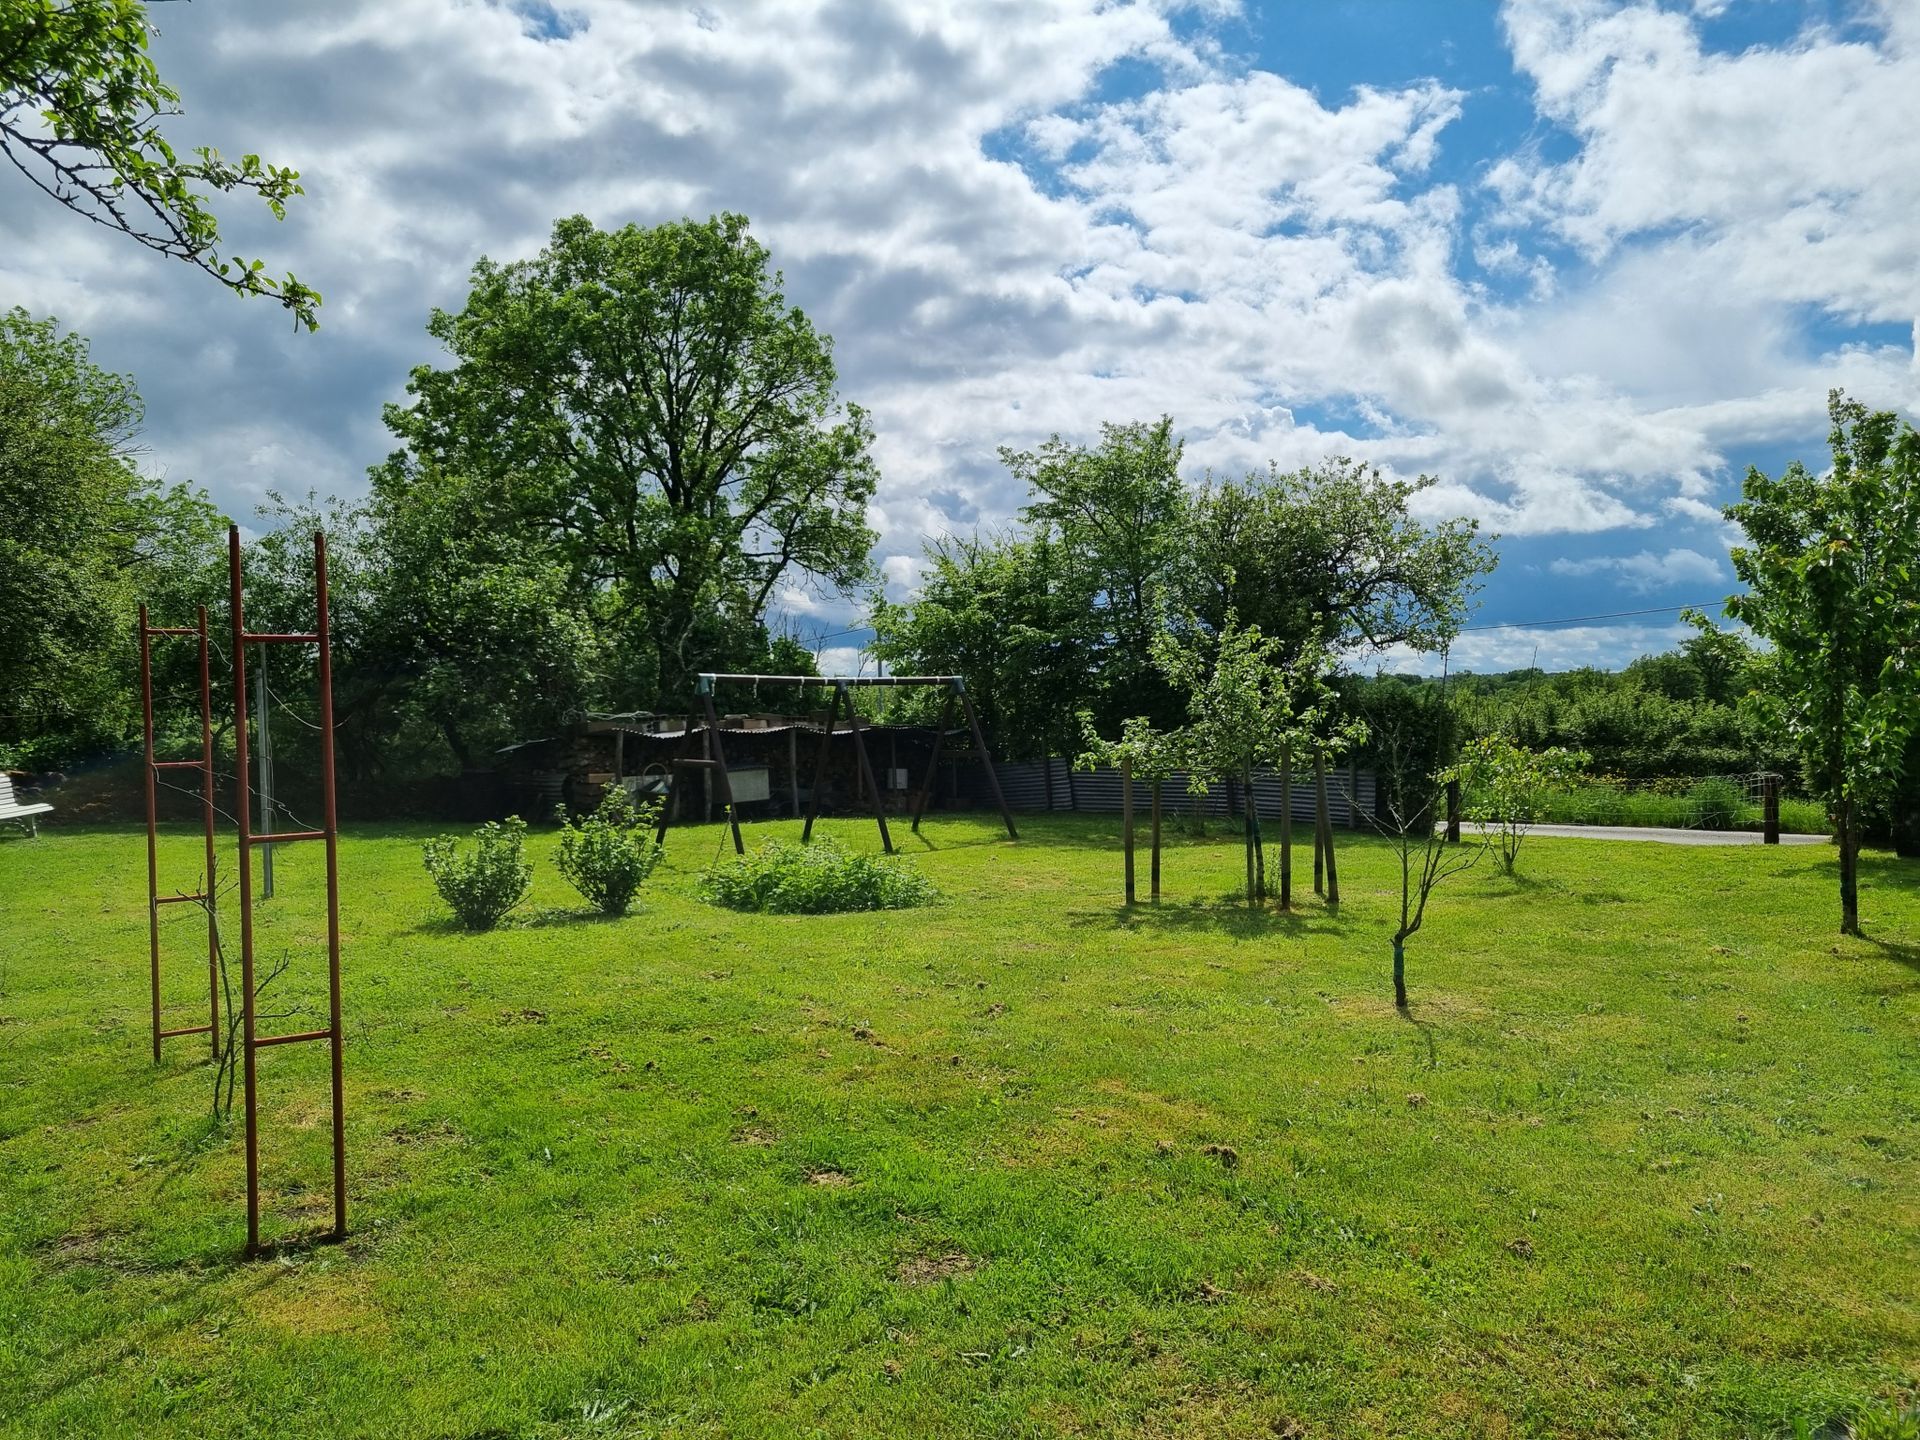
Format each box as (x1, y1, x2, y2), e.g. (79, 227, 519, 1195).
(0, 1, 318, 328)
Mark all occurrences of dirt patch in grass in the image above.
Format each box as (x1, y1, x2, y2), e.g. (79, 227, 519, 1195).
(805, 1168, 853, 1188)
(894, 1251, 976, 1286)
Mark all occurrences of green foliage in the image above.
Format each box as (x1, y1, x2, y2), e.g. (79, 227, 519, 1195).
(875, 435, 1493, 756)
(1727, 390, 1920, 934)
(1448, 735, 1588, 874)
(0, 309, 227, 767)
(1074, 712, 1185, 784)
(0, 0, 317, 327)
(377, 212, 876, 710)
(699, 837, 937, 914)
(870, 530, 1094, 760)
(1687, 776, 1744, 831)
(1152, 616, 1360, 789)
(554, 790, 664, 916)
(1007, 417, 1190, 731)
(1346, 676, 1462, 822)
(1846, 1398, 1919, 1440)
(422, 818, 533, 931)
(1152, 612, 1363, 903)
(1184, 458, 1496, 661)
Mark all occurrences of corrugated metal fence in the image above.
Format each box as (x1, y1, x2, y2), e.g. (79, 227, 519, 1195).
(971, 759, 1377, 826)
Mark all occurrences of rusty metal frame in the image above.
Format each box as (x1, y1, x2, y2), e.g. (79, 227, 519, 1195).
(655, 674, 1017, 855)
(228, 526, 346, 1255)
(140, 604, 221, 1062)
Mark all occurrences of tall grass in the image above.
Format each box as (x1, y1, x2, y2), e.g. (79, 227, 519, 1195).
(1530, 779, 1828, 834)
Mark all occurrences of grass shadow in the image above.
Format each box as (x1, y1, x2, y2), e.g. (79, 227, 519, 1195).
(512, 907, 634, 930)
(1070, 893, 1351, 941)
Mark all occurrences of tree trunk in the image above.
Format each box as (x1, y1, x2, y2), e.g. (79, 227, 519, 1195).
(1393, 937, 1408, 1010)
(1122, 757, 1135, 906)
(1244, 771, 1259, 898)
(1278, 748, 1293, 910)
(1838, 799, 1862, 936)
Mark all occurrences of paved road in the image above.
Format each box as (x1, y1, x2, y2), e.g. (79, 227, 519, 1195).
(1467, 822, 1827, 847)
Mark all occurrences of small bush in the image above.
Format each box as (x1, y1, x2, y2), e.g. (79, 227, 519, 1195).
(422, 817, 533, 930)
(699, 837, 938, 915)
(554, 790, 663, 916)
(1688, 777, 1745, 830)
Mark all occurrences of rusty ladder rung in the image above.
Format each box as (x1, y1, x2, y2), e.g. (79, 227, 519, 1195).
(152, 759, 205, 771)
(243, 631, 320, 644)
(253, 1028, 334, 1049)
(158, 1024, 214, 1039)
(153, 893, 207, 906)
(247, 830, 325, 845)
(143, 626, 198, 637)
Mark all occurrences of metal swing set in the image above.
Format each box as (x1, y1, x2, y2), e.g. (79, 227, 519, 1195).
(654, 673, 1019, 855)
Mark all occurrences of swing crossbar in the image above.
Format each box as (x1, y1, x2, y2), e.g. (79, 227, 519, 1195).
(695, 673, 964, 694)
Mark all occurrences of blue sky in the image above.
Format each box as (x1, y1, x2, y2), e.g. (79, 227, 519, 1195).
(2, 0, 1915, 675)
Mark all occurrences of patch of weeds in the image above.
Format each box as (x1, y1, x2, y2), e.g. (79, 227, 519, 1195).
(699, 837, 938, 914)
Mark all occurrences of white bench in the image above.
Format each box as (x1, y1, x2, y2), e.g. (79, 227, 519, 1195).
(0, 774, 53, 838)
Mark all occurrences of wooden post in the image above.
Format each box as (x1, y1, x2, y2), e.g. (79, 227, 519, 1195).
(700, 691, 744, 856)
(1150, 778, 1162, 902)
(802, 685, 843, 843)
(1243, 768, 1256, 904)
(1317, 753, 1340, 906)
(1278, 747, 1293, 910)
(958, 686, 1019, 840)
(1763, 773, 1780, 844)
(1312, 753, 1326, 897)
(788, 726, 800, 818)
(910, 688, 957, 833)
(1445, 778, 1462, 843)
(842, 683, 893, 854)
(1122, 756, 1135, 905)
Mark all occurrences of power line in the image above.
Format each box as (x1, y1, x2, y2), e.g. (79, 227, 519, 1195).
(1458, 602, 1722, 633)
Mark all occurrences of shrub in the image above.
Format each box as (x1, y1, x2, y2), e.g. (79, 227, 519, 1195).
(1688, 777, 1746, 830)
(422, 817, 533, 930)
(554, 790, 664, 915)
(699, 837, 938, 914)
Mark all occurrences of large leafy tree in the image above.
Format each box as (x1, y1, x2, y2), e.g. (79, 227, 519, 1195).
(376, 213, 877, 710)
(244, 488, 602, 781)
(1006, 417, 1190, 728)
(1727, 390, 1920, 936)
(0, 1, 316, 327)
(869, 530, 1094, 761)
(1186, 459, 1495, 663)
(0, 307, 225, 766)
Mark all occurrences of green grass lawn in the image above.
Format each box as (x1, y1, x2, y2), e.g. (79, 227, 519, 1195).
(2, 815, 1916, 1438)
